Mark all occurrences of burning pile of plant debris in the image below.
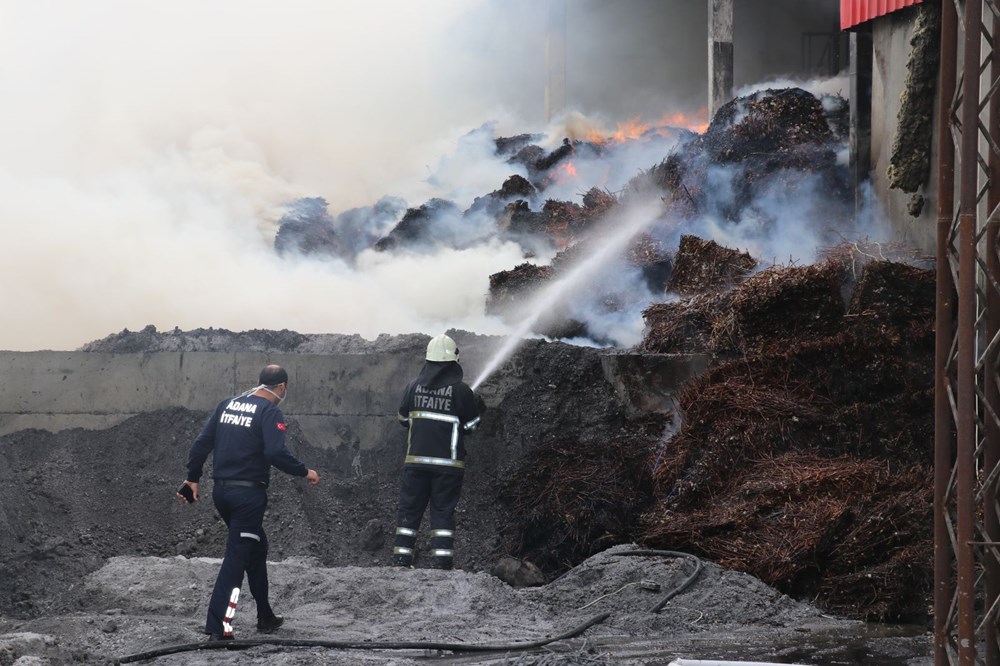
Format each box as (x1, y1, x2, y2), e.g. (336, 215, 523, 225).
(628, 87, 851, 220)
(480, 88, 852, 343)
(665, 234, 757, 296)
(305, 85, 938, 623)
(75, 85, 937, 628)
(637, 241, 936, 621)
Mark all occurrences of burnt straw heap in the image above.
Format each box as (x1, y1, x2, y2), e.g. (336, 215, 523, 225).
(4, 87, 939, 627)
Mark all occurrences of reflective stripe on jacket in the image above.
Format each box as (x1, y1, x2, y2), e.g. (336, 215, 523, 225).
(398, 361, 479, 473)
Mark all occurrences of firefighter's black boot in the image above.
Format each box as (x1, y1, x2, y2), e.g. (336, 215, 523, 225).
(391, 552, 414, 568)
(427, 555, 453, 570)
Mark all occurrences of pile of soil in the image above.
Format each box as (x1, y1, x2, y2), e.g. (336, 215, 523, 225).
(80, 327, 430, 355)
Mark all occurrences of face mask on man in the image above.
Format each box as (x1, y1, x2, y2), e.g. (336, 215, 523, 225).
(252, 383, 288, 405)
(258, 383, 287, 404)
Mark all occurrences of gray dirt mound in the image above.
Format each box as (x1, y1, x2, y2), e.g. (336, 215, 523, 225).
(77, 324, 433, 355)
(0, 545, 932, 665)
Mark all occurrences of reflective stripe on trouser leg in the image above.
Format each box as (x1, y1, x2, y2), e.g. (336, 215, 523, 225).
(428, 524, 455, 569)
(392, 526, 416, 565)
(223, 587, 240, 637)
(429, 528, 454, 562)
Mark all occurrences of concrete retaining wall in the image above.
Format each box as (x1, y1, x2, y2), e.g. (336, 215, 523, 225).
(0, 349, 710, 451)
(0, 351, 420, 449)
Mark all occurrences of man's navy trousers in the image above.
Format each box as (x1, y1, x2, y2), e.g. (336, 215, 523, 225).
(205, 483, 274, 635)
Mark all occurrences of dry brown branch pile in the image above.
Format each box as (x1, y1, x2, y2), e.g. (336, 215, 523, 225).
(488, 228, 672, 339)
(708, 88, 834, 163)
(540, 191, 614, 247)
(643, 453, 932, 620)
(639, 293, 727, 354)
(626, 233, 671, 270)
(710, 259, 848, 356)
(485, 262, 553, 317)
(638, 254, 936, 621)
(499, 419, 666, 573)
(666, 234, 757, 296)
(542, 199, 583, 245)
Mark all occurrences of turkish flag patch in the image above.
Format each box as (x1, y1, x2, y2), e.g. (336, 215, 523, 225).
(276, 422, 287, 431)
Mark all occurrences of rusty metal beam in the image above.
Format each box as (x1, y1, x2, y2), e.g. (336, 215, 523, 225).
(956, 2, 984, 664)
(935, 0, 958, 662)
(987, 11, 1000, 665)
(939, 1, 1000, 663)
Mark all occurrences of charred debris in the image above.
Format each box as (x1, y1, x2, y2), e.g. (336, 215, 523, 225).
(237, 88, 935, 622)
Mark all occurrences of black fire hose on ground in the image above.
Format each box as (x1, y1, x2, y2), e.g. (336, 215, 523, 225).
(115, 611, 611, 664)
(612, 549, 704, 613)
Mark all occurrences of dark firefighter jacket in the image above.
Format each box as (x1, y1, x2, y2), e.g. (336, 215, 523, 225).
(397, 360, 480, 474)
(186, 394, 308, 487)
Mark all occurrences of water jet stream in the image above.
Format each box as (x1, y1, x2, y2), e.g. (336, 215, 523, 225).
(471, 199, 665, 391)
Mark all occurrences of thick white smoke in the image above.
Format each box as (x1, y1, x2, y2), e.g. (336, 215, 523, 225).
(0, 0, 851, 351)
(0, 0, 526, 350)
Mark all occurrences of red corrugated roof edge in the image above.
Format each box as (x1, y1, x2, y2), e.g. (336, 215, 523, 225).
(841, 0, 923, 30)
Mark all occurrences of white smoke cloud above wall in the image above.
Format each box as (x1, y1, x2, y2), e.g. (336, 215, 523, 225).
(0, 0, 850, 351)
(0, 0, 528, 351)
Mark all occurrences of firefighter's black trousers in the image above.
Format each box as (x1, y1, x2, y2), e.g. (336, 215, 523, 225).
(393, 467, 464, 568)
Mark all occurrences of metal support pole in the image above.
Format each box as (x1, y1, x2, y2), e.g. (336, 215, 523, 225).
(936, 1, 1000, 661)
(708, 0, 733, 118)
(987, 12, 1000, 666)
(957, 1, 983, 662)
(544, 0, 567, 124)
(934, 0, 957, 662)
(849, 28, 873, 221)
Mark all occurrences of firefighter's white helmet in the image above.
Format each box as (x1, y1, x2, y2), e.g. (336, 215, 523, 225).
(426, 334, 459, 362)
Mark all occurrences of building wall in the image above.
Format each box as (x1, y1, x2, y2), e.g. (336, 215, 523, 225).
(869, 9, 939, 255)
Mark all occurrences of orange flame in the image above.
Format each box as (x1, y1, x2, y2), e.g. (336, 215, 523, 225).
(573, 108, 709, 145)
(550, 161, 579, 184)
(656, 109, 710, 134)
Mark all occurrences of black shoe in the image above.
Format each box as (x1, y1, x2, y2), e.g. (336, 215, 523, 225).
(390, 555, 414, 568)
(428, 556, 453, 570)
(257, 614, 284, 633)
(207, 633, 234, 642)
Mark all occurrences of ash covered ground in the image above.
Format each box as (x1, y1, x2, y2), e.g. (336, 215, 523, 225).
(0, 330, 933, 665)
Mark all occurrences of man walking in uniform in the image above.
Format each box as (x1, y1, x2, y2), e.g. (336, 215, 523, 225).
(178, 364, 320, 641)
(391, 334, 481, 570)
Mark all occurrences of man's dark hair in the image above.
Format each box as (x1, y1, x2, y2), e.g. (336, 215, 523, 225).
(259, 364, 288, 387)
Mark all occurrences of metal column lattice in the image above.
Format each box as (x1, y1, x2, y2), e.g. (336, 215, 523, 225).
(936, 0, 1000, 664)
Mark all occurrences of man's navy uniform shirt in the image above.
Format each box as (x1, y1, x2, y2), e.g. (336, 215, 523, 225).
(186, 394, 307, 486)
